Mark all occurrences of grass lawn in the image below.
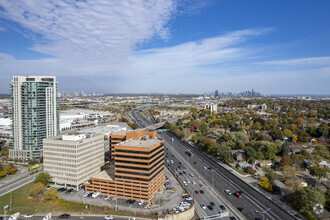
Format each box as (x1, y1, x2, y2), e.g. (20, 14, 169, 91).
(0, 183, 156, 219)
(232, 167, 249, 176)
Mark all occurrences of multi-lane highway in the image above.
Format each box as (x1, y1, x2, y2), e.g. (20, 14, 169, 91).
(165, 144, 241, 219)
(131, 109, 299, 220)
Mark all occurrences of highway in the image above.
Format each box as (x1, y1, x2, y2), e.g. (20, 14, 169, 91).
(131, 109, 299, 220)
(165, 145, 241, 220)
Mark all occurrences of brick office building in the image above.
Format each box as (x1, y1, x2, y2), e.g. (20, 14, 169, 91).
(84, 130, 164, 202)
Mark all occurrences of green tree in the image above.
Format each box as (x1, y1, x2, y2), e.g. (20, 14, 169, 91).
(44, 188, 58, 201)
(29, 182, 46, 197)
(295, 187, 326, 213)
(245, 146, 257, 162)
(199, 121, 209, 135)
(216, 144, 232, 163)
(309, 166, 328, 181)
(252, 122, 262, 130)
(34, 172, 52, 186)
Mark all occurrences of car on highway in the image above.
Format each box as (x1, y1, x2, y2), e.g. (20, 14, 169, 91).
(224, 189, 231, 194)
(238, 207, 244, 212)
(200, 204, 206, 209)
(195, 190, 200, 194)
(220, 205, 226, 210)
(207, 205, 214, 211)
(235, 192, 242, 198)
(24, 214, 33, 218)
(199, 190, 204, 194)
(210, 202, 215, 206)
(59, 214, 70, 219)
(104, 215, 113, 220)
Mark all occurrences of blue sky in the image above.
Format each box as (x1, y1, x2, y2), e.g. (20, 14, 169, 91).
(0, 0, 329, 94)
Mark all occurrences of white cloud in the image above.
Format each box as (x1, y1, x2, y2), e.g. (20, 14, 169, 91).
(0, 26, 5, 31)
(258, 57, 330, 66)
(0, 0, 176, 63)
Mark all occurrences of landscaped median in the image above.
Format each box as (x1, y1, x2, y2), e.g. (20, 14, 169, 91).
(0, 182, 156, 219)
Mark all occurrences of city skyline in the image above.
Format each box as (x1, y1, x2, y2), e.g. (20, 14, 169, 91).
(0, 1, 330, 94)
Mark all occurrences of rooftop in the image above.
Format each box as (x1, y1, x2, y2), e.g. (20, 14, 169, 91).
(118, 138, 161, 148)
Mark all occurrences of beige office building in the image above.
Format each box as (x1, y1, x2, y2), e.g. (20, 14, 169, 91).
(43, 132, 104, 190)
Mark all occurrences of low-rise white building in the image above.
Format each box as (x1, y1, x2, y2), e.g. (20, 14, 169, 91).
(43, 132, 104, 190)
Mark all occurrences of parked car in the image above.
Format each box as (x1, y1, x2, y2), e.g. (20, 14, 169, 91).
(199, 190, 204, 194)
(210, 202, 215, 206)
(138, 200, 144, 206)
(83, 192, 90, 197)
(195, 190, 200, 194)
(220, 205, 226, 210)
(24, 214, 33, 218)
(104, 215, 113, 220)
(200, 204, 206, 209)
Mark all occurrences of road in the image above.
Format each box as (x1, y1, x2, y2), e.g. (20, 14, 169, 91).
(165, 146, 240, 220)
(0, 173, 38, 197)
(0, 166, 42, 188)
(132, 109, 300, 220)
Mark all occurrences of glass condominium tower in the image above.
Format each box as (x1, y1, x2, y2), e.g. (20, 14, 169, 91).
(9, 76, 60, 160)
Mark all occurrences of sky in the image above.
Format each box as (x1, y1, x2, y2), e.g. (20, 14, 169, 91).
(0, 0, 329, 95)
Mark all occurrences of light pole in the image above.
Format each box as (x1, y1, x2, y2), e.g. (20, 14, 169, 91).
(256, 208, 271, 220)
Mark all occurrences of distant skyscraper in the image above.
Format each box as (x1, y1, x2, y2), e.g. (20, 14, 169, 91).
(215, 90, 219, 97)
(9, 76, 59, 160)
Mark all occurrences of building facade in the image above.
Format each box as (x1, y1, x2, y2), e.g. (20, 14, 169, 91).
(10, 76, 60, 160)
(43, 132, 104, 190)
(84, 131, 164, 202)
(205, 103, 218, 113)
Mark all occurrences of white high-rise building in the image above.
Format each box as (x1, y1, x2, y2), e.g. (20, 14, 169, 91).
(43, 132, 104, 190)
(9, 76, 59, 160)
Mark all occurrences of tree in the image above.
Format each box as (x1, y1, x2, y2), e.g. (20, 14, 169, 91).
(279, 156, 292, 167)
(44, 188, 58, 201)
(245, 146, 257, 162)
(283, 129, 292, 137)
(282, 165, 297, 180)
(295, 187, 326, 213)
(296, 117, 304, 127)
(309, 166, 328, 181)
(34, 172, 52, 186)
(5, 164, 16, 174)
(258, 177, 273, 191)
(252, 122, 261, 130)
(244, 166, 256, 174)
(199, 121, 209, 135)
(216, 144, 231, 163)
(29, 182, 46, 197)
(297, 130, 309, 143)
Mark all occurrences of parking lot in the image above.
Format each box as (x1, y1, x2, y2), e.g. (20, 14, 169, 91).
(57, 167, 188, 216)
